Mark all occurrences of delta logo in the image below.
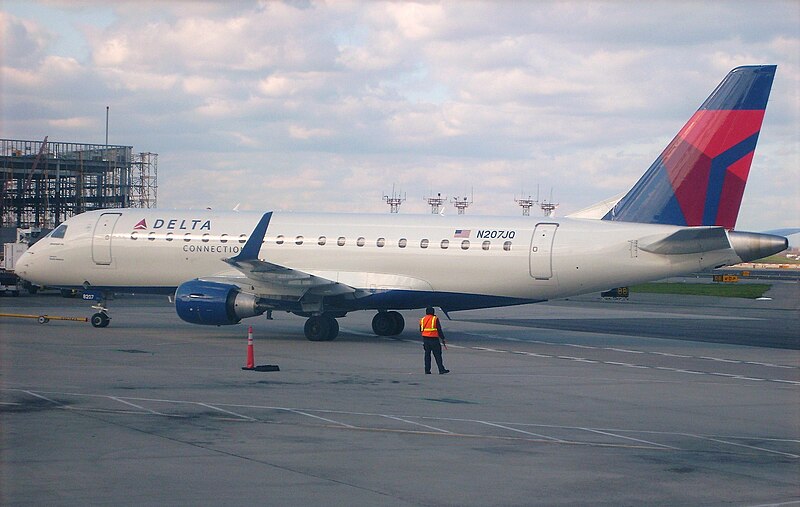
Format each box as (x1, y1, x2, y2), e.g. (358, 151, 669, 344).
(132, 218, 212, 231)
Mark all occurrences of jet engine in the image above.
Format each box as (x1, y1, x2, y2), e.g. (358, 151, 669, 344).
(175, 280, 264, 325)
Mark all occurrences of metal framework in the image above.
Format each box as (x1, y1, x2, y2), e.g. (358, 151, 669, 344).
(0, 138, 157, 228)
(382, 185, 406, 213)
(424, 193, 446, 214)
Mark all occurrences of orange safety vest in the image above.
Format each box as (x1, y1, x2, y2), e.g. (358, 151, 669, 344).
(420, 315, 439, 338)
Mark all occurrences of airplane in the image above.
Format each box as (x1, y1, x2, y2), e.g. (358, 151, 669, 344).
(15, 65, 788, 340)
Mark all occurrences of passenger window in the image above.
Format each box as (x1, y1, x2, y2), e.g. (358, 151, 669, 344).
(357, 237, 365, 247)
(184, 233, 192, 242)
(440, 239, 449, 249)
(398, 238, 407, 248)
(148, 232, 157, 241)
(296, 236, 304, 245)
(166, 232, 174, 242)
(420, 239, 429, 249)
(276, 235, 284, 245)
(503, 241, 512, 251)
(461, 240, 470, 250)
(376, 238, 386, 247)
(130, 232, 138, 240)
(238, 234, 247, 244)
(202, 233, 210, 243)
(220, 234, 228, 243)
(51, 225, 67, 238)
(482, 240, 490, 251)
(337, 237, 346, 246)
(318, 236, 326, 246)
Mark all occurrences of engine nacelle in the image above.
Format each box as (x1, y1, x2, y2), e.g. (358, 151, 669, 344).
(175, 280, 263, 325)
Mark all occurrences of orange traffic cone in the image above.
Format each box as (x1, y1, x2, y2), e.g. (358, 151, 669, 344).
(241, 325, 280, 372)
(243, 326, 255, 370)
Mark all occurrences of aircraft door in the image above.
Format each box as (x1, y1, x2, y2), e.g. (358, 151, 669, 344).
(92, 213, 122, 265)
(529, 223, 558, 279)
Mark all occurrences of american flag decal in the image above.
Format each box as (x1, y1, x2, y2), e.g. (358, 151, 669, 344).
(453, 229, 470, 238)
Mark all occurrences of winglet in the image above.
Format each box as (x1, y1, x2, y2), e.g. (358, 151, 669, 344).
(229, 212, 272, 262)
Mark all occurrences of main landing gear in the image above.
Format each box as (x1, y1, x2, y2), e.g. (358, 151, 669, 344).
(304, 314, 339, 341)
(302, 310, 405, 341)
(371, 311, 404, 337)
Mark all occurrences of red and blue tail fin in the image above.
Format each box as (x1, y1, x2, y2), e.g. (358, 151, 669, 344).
(604, 65, 776, 229)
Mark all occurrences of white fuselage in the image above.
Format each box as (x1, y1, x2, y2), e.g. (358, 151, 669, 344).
(17, 209, 743, 306)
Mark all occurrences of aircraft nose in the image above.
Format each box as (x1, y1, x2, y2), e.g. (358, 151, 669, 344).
(15, 249, 41, 284)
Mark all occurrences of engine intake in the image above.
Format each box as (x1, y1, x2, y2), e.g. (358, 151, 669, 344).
(175, 280, 263, 325)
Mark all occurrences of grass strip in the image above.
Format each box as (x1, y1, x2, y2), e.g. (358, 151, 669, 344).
(630, 282, 772, 299)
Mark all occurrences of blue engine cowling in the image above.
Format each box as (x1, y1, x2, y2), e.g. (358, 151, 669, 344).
(175, 280, 263, 325)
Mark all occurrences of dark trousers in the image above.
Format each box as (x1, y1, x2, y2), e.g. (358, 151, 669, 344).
(423, 339, 446, 373)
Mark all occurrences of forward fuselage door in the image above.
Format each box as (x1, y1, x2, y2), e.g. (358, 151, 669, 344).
(92, 212, 122, 265)
(529, 223, 558, 279)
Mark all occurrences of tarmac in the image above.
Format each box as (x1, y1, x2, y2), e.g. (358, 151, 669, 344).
(1, 281, 798, 506)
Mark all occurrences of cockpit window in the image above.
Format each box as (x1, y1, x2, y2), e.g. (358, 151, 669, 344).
(51, 225, 68, 239)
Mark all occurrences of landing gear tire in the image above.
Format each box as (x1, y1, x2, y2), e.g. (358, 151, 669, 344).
(372, 311, 403, 336)
(304, 315, 338, 341)
(326, 318, 339, 341)
(387, 311, 404, 335)
(91, 312, 110, 328)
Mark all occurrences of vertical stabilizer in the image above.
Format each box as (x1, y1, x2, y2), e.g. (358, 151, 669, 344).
(604, 65, 776, 229)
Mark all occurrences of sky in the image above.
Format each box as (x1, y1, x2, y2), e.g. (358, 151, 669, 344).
(1, 0, 798, 232)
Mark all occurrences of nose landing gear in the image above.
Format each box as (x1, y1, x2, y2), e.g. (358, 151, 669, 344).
(90, 309, 110, 328)
(85, 290, 111, 328)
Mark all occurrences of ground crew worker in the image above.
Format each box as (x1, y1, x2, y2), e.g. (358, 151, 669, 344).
(420, 307, 449, 374)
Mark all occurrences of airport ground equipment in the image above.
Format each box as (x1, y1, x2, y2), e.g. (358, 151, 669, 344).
(0, 312, 88, 324)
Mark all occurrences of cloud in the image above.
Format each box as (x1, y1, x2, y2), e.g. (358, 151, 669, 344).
(1, 1, 798, 231)
(0, 11, 53, 67)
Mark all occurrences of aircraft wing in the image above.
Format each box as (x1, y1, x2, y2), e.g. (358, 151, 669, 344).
(219, 212, 356, 297)
(222, 257, 357, 297)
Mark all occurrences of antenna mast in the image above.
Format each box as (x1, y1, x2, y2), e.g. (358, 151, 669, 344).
(451, 188, 473, 215)
(383, 184, 406, 213)
(424, 192, 446, 214)
(539, 187, 558, 217)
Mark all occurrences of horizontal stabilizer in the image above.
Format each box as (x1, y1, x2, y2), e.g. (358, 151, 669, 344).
(639, 227, 730, 255)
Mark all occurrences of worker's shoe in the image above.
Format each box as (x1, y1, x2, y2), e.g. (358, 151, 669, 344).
(439, 369, 450, 374)
(425, 371, 431, 374)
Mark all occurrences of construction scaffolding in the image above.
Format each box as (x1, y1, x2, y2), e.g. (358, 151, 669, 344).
(130, 152, 158, 209)
(0, 138, 157, 228)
